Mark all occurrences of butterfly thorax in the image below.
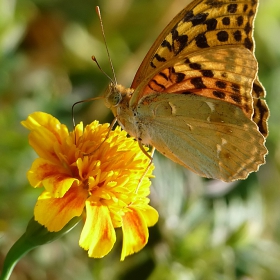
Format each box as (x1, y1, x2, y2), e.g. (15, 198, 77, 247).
(104, 83, 140, 138)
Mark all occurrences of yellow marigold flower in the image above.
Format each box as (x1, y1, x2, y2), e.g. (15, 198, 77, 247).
(21, 112, 158, 260)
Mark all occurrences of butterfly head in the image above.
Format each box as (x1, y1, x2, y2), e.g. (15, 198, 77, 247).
(104, 83, 134, 109)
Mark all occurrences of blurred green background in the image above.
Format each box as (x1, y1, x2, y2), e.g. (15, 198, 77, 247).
(1, 0, 280, 279)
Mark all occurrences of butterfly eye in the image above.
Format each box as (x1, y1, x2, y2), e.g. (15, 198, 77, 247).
(108, 91, 122, 107)
(104, 84, 122, 108)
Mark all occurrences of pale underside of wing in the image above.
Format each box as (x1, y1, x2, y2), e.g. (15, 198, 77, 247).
(135, 93, 267, 182)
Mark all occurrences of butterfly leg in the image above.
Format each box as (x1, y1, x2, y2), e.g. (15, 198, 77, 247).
(83, 117, 118, 157)
(138, 141, 153, 161)
(134, 144, 155, 193)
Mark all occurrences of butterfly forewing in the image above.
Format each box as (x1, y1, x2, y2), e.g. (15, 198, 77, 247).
(132, 0, 259, 88)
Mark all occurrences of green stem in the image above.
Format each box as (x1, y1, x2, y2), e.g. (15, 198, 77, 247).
(0, 233, 37, 280)
(0, 216, 81, 280)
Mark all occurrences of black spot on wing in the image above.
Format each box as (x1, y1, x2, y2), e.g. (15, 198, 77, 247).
(171, 28, 188, 55)
(248, 9, 254, 17)
(189, 12, 209, 26)
(217, 31, 229, 42)
(161, 39, 172, 52)
(253, 100, 267, 135)
(213, 90, 226, 99)
(215, 81, 227, 89)
(200, 70, 214, 77)
(190, 77, 206, 89)
(227, 4, 238, 13)
(174, 34, 188, 55)
(175, 72, 186, 83)
(189, 63, 202, 70)
(171, 67, 186, 83)
(244, 22, 252, 34)
(237, 16, 244, 26)
(182, 10, 194, 22)
(231, 83, 241, 93)
(233, 30, 242, 41)
(150, 61, 156, 68)
(222, 17, 230, 25)
(154, 53, 166, 62)
(230, 94, 241, 103)
(253, 82, 264, 97)
(205, 0, 223, 8)
(195, 33, 210, 48)
(244, 37, 253, 50)
(205, 18, 218, 31)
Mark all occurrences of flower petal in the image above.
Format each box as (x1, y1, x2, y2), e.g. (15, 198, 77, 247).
(135, 205, 159, 227)
(22, 112, 69, 162)
(121, 208, 149, 261)
(34, 185, 87, 232)
(27, 158, 77, 197)
(79, 202, 116, 258)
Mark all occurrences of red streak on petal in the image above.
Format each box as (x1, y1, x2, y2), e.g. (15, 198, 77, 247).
(38, 163, 61, 178)
(38, 162, 73, 182)
(54, 185, 86, 213)
(125, 210, 146, 244)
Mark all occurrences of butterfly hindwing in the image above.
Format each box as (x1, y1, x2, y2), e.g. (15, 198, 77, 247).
(135, 93, 267, 181)
(251, 78, 269, 137)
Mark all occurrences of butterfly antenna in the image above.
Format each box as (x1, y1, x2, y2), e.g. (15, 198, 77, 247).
(91, 55, 115, 84)
(96, 6, 118, 85)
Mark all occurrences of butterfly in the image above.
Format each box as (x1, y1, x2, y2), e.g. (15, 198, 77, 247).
(103, 0, 269, 182)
